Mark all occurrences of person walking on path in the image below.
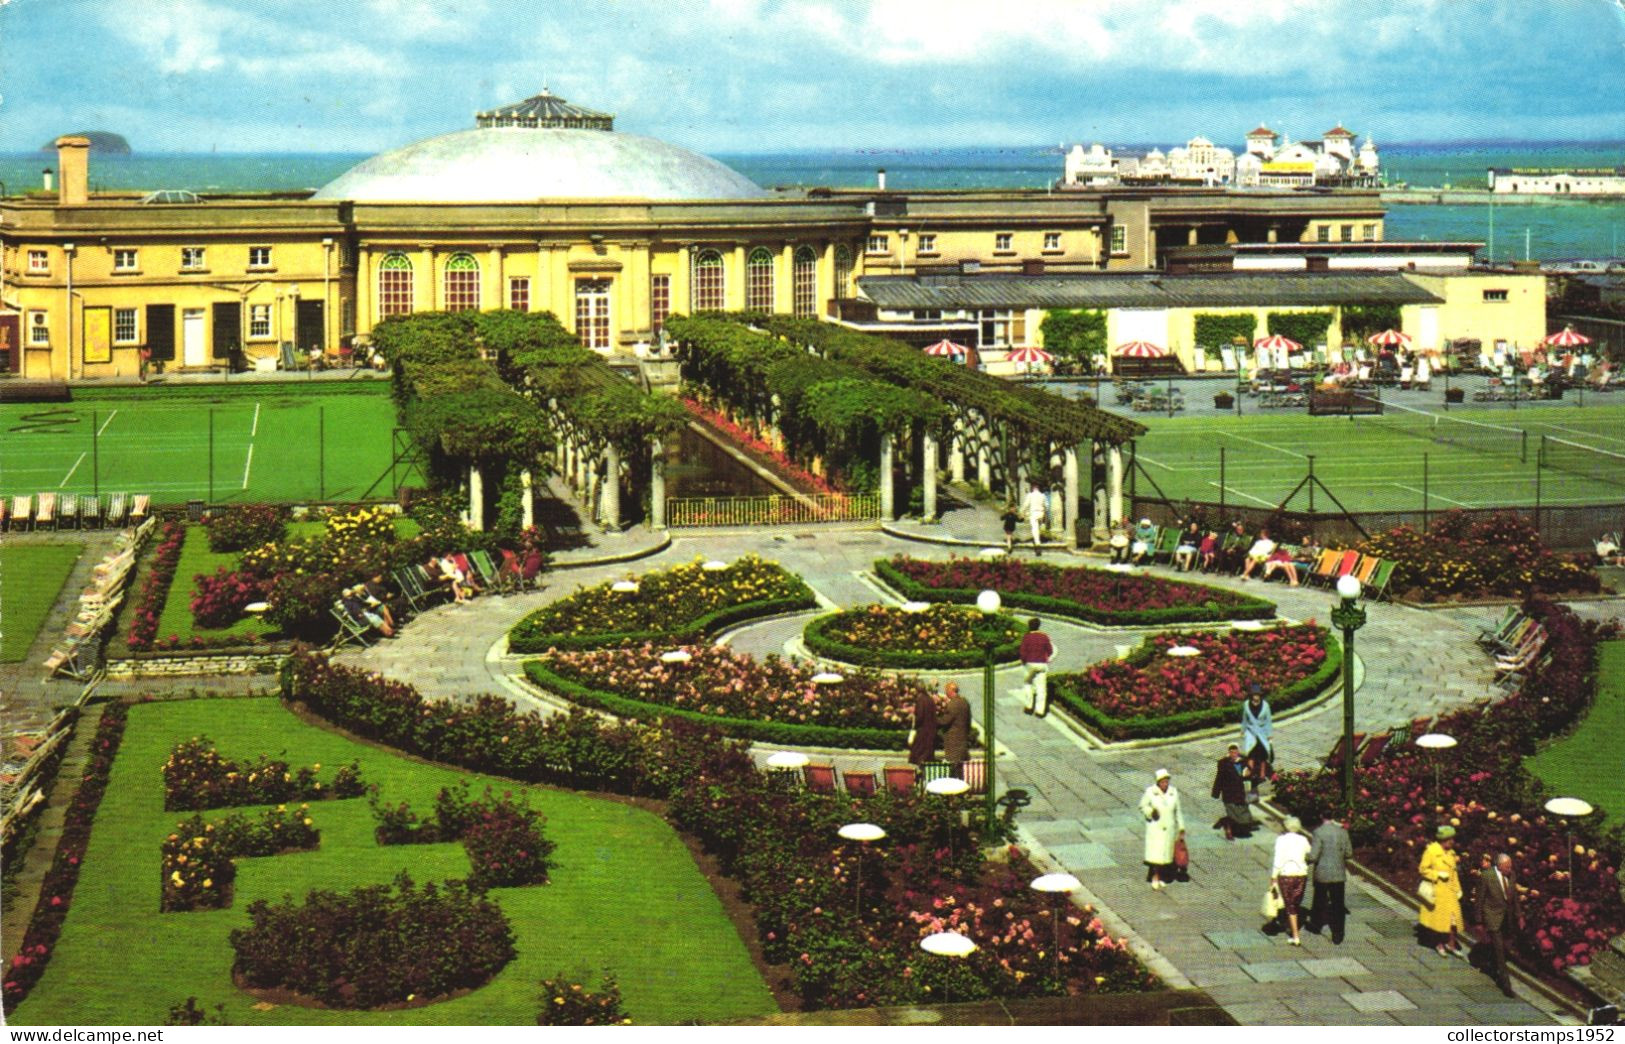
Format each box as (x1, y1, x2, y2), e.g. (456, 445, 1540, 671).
(1210, 744, 1257, 840)
(1019, 618, 1054, 718)
(1272, 816, 1313, 946)
(1001, 505, 1019, 553)
(1022, 484, 1049, 555)
(1240, 684, 1274, 798)
(1139, 769, 1185, 890)
(937, 681, 971, 772)
(1306, 814, 1354, 944)
(1419, 824, 1466, 957)
(908, 688, 939, 766)
(1476, 851, 1523, 997)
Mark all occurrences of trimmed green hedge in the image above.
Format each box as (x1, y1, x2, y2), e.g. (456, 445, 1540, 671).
(873, 559, 1275, 627)
(507, 594, 818, 654)
(801, 611, 1024, 670)
(522, 661, 906, 750)
(1049, 631, 1343, 741)
(1193, 313, 1257, 349)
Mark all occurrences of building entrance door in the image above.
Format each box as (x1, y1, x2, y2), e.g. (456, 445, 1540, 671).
(182, 309, 206, 367)
(574, 279, 612, 351)
(296, 299, 326, 357)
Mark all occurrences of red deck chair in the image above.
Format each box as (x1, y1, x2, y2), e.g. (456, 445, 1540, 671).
(1323, 732, 1367, 772)
(1357, 732, 1391, 766)
(842, 771, 877, 799)
(960, 759, 986, 794)
(1332, 550, 1360, 581)
(883, 766, 917, 796)
(802, 764, 837, 795)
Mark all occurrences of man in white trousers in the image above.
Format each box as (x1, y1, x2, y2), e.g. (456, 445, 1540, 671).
(1022, 483, 1049, 555)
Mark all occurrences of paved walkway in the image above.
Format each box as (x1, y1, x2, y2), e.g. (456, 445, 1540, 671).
(337, 524, 1624, 1026)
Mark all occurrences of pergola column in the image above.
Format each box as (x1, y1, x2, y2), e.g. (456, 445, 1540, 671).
(520, 469, 534, 530)
(949, 417, 966, 483)
(1107, 444, 1125, 525)
(975, 418, 992, 490)
(1091, 442, 1109, 542)
(601, 443, 622, 531)
(879, 434, 896, 521)
(649, 437, 667, 530)
(584, 455, 599, 524)
(468, 464, 485, 532)
(922, 429, 938, 521)
(1063, 444, 1080, 547)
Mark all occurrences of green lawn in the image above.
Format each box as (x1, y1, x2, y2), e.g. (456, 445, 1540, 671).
(1127, 403, 1625, 512)
(1526, 641, 1625, 822)
(10, 698, 775, 1026)
(0, 382, 414, 507)
(0, 543, 83, 662)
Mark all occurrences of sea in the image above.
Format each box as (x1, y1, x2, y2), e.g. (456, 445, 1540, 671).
(4, 140, 1624, 262)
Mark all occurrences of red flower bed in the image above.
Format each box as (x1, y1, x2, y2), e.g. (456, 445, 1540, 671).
(1274, 600, 1625, 974)
(368, 783, 556, 890)
(126, 522, 186, 651)
(682, 397, 840, 495)
(1076, 626, 1329, 718)
(190, 567, 266, 629)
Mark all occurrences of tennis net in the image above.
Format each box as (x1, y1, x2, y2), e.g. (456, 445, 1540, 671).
(1539, 435, 1625, 488)
(1362, 400, 1528, 462)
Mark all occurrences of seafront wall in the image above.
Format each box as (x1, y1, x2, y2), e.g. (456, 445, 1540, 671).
(1381, 188, 1624, 206)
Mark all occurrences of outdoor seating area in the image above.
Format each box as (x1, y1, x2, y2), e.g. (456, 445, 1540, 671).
(41, 519, 155, 680)
(1, 492, 148, 532)
(1476, 606, 1551, 689)
(1115, 519, 1396, 599)
(331, 549, 546, 649)
(777, 759, 987, 798)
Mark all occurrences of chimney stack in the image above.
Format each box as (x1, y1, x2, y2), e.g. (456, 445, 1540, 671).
(42, 168, 54, 193)
(55, 136, 91, 205)
(876, 168, 887, 192)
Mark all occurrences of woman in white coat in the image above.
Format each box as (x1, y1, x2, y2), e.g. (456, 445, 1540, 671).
(1139, 768, 1185, 890)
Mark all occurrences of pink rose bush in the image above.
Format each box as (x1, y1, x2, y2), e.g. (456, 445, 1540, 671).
(126, 521, 186, 651)
(161, 806, 320, 912)
(162, 736, 363, 811)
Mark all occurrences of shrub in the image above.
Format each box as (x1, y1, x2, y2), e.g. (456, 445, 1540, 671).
(162, 736, 363, 811)
(803, 604, 1025, 669)
(1359, 511, 1599, 602)
(263, 571, 347, 642)
(537, 973, 631, 1025)
(189, 567, 266, 629)
(164, 998, 229, 1026)
(229, 874, 515, 1008)
(205, 505, 287, 553)
(161, 805, 322, 912)
(369, 783, 556, 888)
(126, 522, 186, 651)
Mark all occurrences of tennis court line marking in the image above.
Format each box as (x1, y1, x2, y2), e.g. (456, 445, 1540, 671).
(1215, 430, 1308, 460)
(1533, 421, 1625, 447)
(251, 402, 261, 438)
(96, 410, 118, 436)
(1134, 452, 1174, 472)
(1207, 481, 1274, 507)
(1391, 483, 1473, 507)
(241, 445, 254, 490)
(59, 452, 86, 488)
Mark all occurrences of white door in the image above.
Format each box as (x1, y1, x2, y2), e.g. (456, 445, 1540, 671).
(1417, 306, 1439, 351)
(182, 309, 206, 366)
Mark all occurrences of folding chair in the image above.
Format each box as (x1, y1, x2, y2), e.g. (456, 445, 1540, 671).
(76, 495, 99, 530)
(802, 763, 837, 795)
(391, 566, 431, 613)
(1366, 559, 1398, 601)
(34, 492, 56, 530)
(104, 493, 129, 528)
(495, 549, 523, 594)
(1331, 550, 1360, 583)
(960, 758, 986, 795)
(1308, 548, 1342, 587)
(1151, 526, 1181, 564)
(1322, 732, 1367, 772)
(883, 765, 917, 797)
(60, 493, 81, 530)
(1477, 608, 1525, 650)
(841, 770, 877, 799)
(1352, 554, 1381, 588)
(0, 497, 7, 530)
(470, 550, 502, 591)
(917, 761, 956, 786)
(329, 604, 376, 649)
(1487, 617, 1537, 657)
(10, 495, 32, 531)
(517, 550, 545, 591)
(1357, 732, 1391, 766)
(130, 494, 150, 524)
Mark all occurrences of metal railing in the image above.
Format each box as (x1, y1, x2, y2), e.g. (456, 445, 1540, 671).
(666, 491, 880, 528)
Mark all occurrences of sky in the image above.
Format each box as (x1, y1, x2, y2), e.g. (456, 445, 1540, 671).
(2, 0, 1625, 155)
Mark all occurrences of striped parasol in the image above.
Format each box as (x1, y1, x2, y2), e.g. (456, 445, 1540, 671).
(921, 339, 969, 358)
(1115, 340, 1166, 358)
(1543, 326, 1592, 348)
(1253, 334, 1302, 353)
(1005, 346, 1054, 364)
(1366, 328, 1412, 347)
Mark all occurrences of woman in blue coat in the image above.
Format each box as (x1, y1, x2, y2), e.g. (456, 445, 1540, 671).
(1241, 683, 1273, 797)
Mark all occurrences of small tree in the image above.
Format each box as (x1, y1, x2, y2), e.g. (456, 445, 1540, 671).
(1039, 309, 1106, 374)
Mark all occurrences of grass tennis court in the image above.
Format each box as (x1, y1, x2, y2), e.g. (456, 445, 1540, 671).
(1127, 403, 1625, 513)
(0, 382, 407, 507)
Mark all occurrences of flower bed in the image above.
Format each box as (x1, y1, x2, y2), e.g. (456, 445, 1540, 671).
(205, 504, 288, 554)
(877, 555, 1274, 627)
(162, 737, 364, 811)
(162, 806, 320, 912)
(526, 644, 934, 749)
(229, 875, 515, 1009)
(126, 522, 186, 651)
(538, 974, 631, 1026)
(1273, 600, 1625, 975)
(1050, 624, 1340, 741)
(680, 397, 841, 495)
(3, 704, 127, 1014)
(508, 555, 816, 654)
(1359, 511, 1600, 602)
(802, 604, 1026, 670)
(369, 783, 556, 889)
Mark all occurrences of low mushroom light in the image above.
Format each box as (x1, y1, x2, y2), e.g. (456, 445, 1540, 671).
(1166, 645, 1201, 657)
(659, 650, 693, 664)
(765, 751, 810, 770)
(901, 601, 931, 614)
(611, 580, 639, 594)
(925, 777, 970, 797)
(702, 560, 729, 572)
(811, 671, 844, 685)
(1545, 797, 1595, 897)
(919, 930, 978, 958)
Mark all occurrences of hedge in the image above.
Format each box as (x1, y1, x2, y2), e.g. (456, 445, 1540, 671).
(1049, 631, 1343, 741)
(1193, 314, 1257, 349)
(507, 593, 819, 654)
(521, 661, 907, 750)
(1266, 310, 1335, 348)
(800, 611, 1023, 671)
(873, 558, 1276, 627)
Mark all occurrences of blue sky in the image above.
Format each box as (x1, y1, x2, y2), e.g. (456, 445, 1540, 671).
(3, 0, 1624, 154)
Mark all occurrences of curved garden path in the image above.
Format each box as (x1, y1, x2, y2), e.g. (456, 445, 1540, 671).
(336, 529, 1592, 1026)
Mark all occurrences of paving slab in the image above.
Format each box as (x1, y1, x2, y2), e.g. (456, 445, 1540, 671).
(1301, 957, 1370, 978)
(1343, 989, 1418, 1013)
(1242, 961, 1313, 983)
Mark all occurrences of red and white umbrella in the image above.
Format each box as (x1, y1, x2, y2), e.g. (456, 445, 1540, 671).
(921, 339, 969, 358)
(1543, 326, 1592, 348)
(1115, 340, 1166, 358)
(1005, 346, 1054, 364)
(1366, 328, 1412, 348)
(1253, 334, 1302, 353)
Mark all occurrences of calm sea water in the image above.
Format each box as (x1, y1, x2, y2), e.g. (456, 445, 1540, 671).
(5, 141, 1623, 261)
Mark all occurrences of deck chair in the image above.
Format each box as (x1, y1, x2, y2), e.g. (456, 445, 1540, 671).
(495, 549, 523, 594)
(104, 492, 129, 528)
(1151, 525, 1181, 563)
(1322, 732, 1367, 772)
(77, 495, 101, 530)
(1357, 732, 1392, 766)
(1410, 716, 1434, 738)
(1487, 616, 1537, 657)
(0, 497, 6, 529)
(960, 758, 986, 794)
(1477, 607, 1524, 650)
(35, 492, 57, 530)
(57, 493, 79, 529)
(391, 566, 431, 613)
(1367, 558, 1398, 600)
(1352, 554, 1381, 588)
(10, 495, 32, 531)
(882, 765, 917, 797)
(130, 494, 150, 524)
(802, 763, 837, 795)
(469, 550, 501, 591)
(1331, 550, 1360, 583)
(841, 770, 877, 799)
(516, 550, 545, 591)
(1308, 548, 1342, 586)
(329, 604, 376, 649)
(917, 761, 956, 786)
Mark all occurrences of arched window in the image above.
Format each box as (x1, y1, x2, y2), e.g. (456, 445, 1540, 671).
(746, 248, 776, 312)
(443, 253, 480, 312)
(833, 245, 853, 301)
(378, 253, 413, 317)
(692, 249, 725, 312)
(793, 246, 818, 318)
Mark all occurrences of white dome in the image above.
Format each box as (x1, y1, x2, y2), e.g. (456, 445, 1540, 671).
(313, 126, 766, 203)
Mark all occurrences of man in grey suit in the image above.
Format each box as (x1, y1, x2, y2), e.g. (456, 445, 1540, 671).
(1476, 852, 1523, 998)
(1306, 814, 1354, 944)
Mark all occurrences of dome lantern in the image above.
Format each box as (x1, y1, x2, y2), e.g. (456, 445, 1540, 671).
(475, 88, 614, 131)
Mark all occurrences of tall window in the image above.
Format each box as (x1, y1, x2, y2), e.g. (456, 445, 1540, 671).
(575, 278, 612, 350)
(1340, 224, 1353, 241)
(917, 233, 937, 254)
(1362, 223, 1377, 242)
(866, 234, 889, 254)
(792, 246, 818, 318)
(650, 273, 671, 332)
(27, 250, 49, 273)
(692, 249, 725, 312)
(508, 276, 530, 312)
(1109, 225, 1127, 254)
(1317, 226, 1331, 243)
(114, 308, 138, 344)
(834, 246, 853, 301)
(1043, 232, 1062, 251)
(378, 253, 414, 317)
(746, 248, 775, 312)
(443, 253, 480, 312)
(249, 304, 272, 338)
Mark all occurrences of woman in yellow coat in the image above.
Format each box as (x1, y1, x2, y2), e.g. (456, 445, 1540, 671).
(1418, 824, 1465, 956)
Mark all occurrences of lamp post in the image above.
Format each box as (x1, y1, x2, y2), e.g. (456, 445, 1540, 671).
(976, 588, 1001, 841)
(926, 775, 970, 863)
(1544, 797, 1594, 898)
(1030, 872, 1081, 979)
(1330, 574, 1366, 816)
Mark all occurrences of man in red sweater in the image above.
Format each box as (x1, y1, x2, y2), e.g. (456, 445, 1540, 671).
(1019, 618, 1055, 718)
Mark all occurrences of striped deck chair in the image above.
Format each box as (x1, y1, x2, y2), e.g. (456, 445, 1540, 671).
(960, 758, 987, 794)
(841, 770, 877, 799)
(1330, 550, 1360, 584)
(104, 493, 129, 528)
(78, 495, 100, 530)
(1307, 548, 1341, 587)
(34, 492, 56, 530)
(329, 603, 376, 650)
(1322, 732, 1367, 772)
(917, 761, 956, 786)
(10, 495, 32, 531)
(1367, 559, 1398, 601)
(882, 765, 917, 797)
(0, 497, 6, 529)
(58, 493, 79, 529)
(1477, 607, 1525, 650)
(391, 566, 431, 613)
(1357, 732, 1392, 766)
(130, 494, 150, 524)
(802, 763, 837, 795)
(1352, 554, 1381, 588)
